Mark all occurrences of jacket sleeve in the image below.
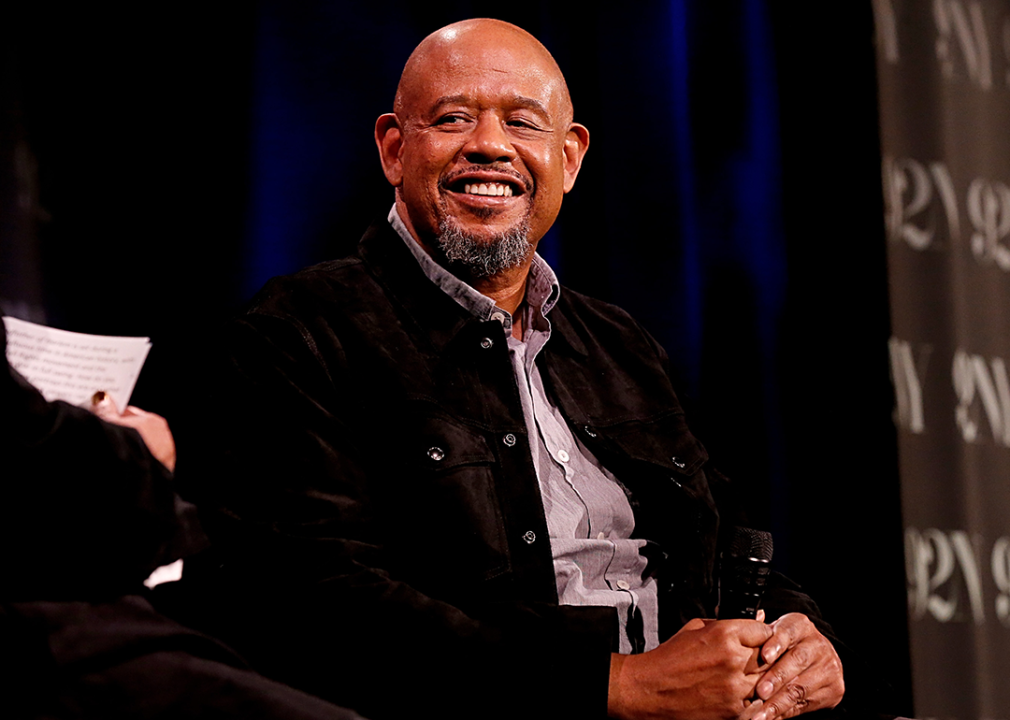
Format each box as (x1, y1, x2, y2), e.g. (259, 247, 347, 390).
(0, 318, 201, 600)
(179, 310, 617, 720)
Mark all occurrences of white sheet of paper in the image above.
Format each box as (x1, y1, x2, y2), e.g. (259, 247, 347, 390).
(3, 316, 151, 412)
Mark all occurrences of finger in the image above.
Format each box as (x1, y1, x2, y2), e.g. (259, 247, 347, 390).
(699, 618, 774, 647)
(757, 632, 841, 705)
(762, 613, 813, 664)
(737, 698, 765, 720)
(751, 680, 811, 720)
(743, 644, 766, 675)
(756, 609, 766, 623)
(757, 643, 813, 702)
(733, 619, 776, 648)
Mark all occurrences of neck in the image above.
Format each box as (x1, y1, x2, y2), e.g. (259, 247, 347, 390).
(392, 203, 534, 338)
(469, 263, 530, 316)
(469, 263, 530, 340)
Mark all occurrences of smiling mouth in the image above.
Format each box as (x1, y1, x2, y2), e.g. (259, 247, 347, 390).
(443, 168, 528, 200)
(462, 182, 514, 197)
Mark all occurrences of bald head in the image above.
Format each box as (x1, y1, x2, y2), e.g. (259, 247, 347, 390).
(394, 19, 573, 125)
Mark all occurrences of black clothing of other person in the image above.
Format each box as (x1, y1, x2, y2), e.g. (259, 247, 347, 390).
(0, 316, 368, 719)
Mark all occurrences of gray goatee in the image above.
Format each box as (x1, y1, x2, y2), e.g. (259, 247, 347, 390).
(436, 218, 533, 278)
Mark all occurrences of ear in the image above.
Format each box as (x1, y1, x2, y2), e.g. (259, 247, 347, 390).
(375, 113, 404, 187)
(562, 123, 590, 193)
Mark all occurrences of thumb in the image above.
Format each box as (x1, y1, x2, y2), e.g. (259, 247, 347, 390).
(90, 390, 120, 418)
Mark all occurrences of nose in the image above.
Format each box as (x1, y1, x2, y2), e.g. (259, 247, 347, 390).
(462, 114, 517, 164)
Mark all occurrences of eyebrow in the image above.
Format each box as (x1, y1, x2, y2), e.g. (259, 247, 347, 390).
(430, 94, 551, 118)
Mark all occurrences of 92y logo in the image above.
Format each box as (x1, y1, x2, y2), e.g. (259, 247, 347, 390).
(908, 529, 1010, 627)
(883, 157, 959, 251)
(907, 528, 985, 623)
(884, 157, 1010, 272)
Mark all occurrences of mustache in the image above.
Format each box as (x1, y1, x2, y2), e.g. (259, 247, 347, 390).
(440, 165, 533, 194)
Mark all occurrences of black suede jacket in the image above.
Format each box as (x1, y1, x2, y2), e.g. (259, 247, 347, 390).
(186, 221, 833, 720)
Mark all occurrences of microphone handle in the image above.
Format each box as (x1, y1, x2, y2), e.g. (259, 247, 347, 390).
(717, 555, 771, 620)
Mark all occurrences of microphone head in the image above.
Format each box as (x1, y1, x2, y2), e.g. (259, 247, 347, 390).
(727, 526, 773, 561)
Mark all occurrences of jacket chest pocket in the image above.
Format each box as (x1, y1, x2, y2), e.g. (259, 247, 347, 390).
(382, 414, 511, 597)
(590, 412, 720, 594)
(598, 412, 713, 503)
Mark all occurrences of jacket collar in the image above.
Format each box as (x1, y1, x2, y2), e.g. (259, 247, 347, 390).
(357, 220, 477, 357)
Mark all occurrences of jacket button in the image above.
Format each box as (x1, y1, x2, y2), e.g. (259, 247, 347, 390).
(427, 447, 445, 461)
(480, 337, 493, 349)
(671, 456, 686, 469)
(584, 426, 597, 438)
(503, 433, 517, 447)
(522, 531, 536, 544)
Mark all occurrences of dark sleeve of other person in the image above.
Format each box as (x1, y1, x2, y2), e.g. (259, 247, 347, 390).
(0, 317, 371, 720)
(0, 317, 199, 600)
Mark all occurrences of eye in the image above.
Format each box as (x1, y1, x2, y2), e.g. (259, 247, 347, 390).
(506, 116, 546, 132)
(434, 114, 471, 127)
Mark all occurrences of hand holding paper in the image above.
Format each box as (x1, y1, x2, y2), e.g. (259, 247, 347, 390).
(3, 316, 173, 470)
(91, 392, 177, 472)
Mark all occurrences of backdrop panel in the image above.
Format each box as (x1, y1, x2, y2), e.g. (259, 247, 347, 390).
(875, 0, 1010, 717)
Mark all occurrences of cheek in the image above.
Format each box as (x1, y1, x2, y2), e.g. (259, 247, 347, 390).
(530, 150, 567, 206)
(400, 135, 450, 183)
(399, 153, 443, 208)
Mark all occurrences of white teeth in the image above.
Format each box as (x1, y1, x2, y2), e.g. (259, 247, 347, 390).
(463, 182, 514, 197)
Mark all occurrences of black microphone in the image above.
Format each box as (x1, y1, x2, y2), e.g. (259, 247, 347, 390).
(717, 527, 773, 620)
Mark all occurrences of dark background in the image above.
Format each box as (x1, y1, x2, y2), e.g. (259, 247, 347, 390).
(0, 1, 910, 712)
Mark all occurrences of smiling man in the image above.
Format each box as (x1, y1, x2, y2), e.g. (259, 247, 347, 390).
(191, 18, 847, 720)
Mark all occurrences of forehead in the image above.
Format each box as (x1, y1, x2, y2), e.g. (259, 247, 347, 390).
(402, 34, 568, 117)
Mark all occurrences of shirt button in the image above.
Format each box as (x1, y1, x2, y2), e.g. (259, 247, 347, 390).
(490, 311, 506, 324)
(557, 449, 570, 463)
(480, 337, 493, 350)
(616, 580, 631, 590)
(427, 447, 445, 461)
(503, 433, 517, 447)
(671, 456, 686, 469)
(522, 531, 536, 544)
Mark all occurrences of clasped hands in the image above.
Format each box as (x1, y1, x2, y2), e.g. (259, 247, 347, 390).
(608, 612, 844, 720)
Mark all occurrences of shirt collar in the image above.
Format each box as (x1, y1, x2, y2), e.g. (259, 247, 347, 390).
(387, 204, 561, 331)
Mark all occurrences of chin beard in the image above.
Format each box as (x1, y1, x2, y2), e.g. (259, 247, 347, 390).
(436, 218, 533, 279)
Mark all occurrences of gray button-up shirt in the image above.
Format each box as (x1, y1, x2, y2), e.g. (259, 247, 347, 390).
(389, 206, 659, 653)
